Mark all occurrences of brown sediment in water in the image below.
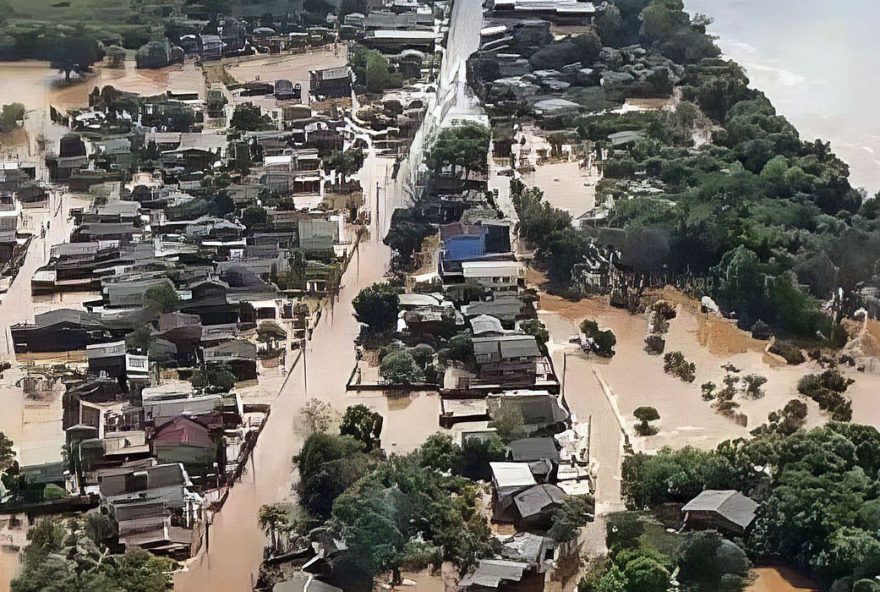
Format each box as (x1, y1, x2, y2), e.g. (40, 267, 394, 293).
(747, 566, 818, 592)
(538, 292, 612, 321)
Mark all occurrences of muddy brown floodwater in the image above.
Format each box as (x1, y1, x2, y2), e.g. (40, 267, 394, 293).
(539, 289, 880, 512)
(0, 60, 205, 160)
(173, 144, 401, 590)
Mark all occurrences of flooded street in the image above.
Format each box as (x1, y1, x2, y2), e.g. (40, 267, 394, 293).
(176, 2, 484, 587)
(0, 191, 90, 590)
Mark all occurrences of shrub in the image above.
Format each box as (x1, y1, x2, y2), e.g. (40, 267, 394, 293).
(797, 369, 854, 421)
(663, 351, 695, 382)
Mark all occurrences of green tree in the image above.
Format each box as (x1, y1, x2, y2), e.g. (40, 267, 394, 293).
(427, 123, 491, 182)
(324, 149, 365, 182)
(0, 432, 15, 471)
(418, 433, 462, 473)
(143, 283, 178, 313)
(352, 282, 400, 333)
(191, 364, 236, 392)
(365, 51, 394, 93)
(520, 319, 550, 354)
(296, 433, 376, 519)
(231, 104, 272, 131)
(380, 350, 425, 385)
(340, 404, 383, 451)
(0, 103, 25, 133)
(622, 554, 670, 592)
(633, 407, 660, 436)
(548, 494, 596, 542)
(439, 331, 474, 364)
(489, 401, 526, 442)
(50, 35, 100, 82)
(677, 531, 750, 592)
(241, 206, 268, 229)
(457, 435, 506, 480)
(259, 503, 293, 554)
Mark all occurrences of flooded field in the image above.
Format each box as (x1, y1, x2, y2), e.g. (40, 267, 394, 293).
(0, 59, 205, 160)
(0, 60, 205, 111)
(226, 47, 346, 102)
(539, 289, 880, 508)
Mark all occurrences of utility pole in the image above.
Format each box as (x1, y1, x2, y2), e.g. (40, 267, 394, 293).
(561, 351, 568, 396)
(302, 337, 308, 395)
(375, 180, 381, 238)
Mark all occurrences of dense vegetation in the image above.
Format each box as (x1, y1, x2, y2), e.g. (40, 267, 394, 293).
(620, 424, 880, 591)
(581, 513, 751, 592)
(292, 424, 500, 586)
(501, 0, 877, 344)
(12, 516, 174, 592)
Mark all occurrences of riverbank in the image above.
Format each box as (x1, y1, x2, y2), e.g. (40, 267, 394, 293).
(684, 0, 880, 193)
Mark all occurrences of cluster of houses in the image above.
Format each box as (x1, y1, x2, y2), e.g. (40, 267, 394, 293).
(135, 16, 338, 69)
(0, 162, 43, 291)
(2, 40, 365, 560)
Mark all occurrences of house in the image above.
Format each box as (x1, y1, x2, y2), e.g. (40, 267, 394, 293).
(142, 392, 227, 427)
(104, 277, 175, 309)
(513, 483, 567, 530)
(298, 218, 339, 253)
(507, 437, 560, 465)
(458, 559, 530, 591)
(98, 462, 192, 509)
(490, 0, 596, 25)
(470, 314, 508, 337)
(441, 222, 488, 260)
(490, 461, 536, 503)
(681, 490, 759, 535)
(11, 309, 112, 353)
(497, 532, 555, 568)
(152, 416, 219, 477)
(273, 572, 343, 592)
(309, 67, 352, 99)
(472, 334, 541, 387)
(112, 499, 190, 556)
(461, 261, 524, 293)
(607, 130, 646, 149)
(361, 30, 437, 51)
(488, 394, 569, 433)
(462, 296, 535, 328)
(200, 35, 224, 60)
(202, 339, 258, 380)
(86, 340, 128, 379)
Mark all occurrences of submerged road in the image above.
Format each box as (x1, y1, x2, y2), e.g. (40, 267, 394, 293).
(175, 2, 485, 589)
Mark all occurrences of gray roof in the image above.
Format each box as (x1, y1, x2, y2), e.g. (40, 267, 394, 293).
(608, 130, 646, 146)
(489, 395, 569, 427)
(99, 463, 189, 496)
(470, 314, 505, 336)
(513, 483, 566, 518)
(498, 532, 553, 565)
(463, 298, 525, 321)
(474, 334, 540, 361)
(507, 437, 560, 463)
(459, 559, 528, 589)
(682, 490, 758, 530)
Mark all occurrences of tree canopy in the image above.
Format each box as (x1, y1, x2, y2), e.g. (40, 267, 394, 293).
(352, 282, 400, 333)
